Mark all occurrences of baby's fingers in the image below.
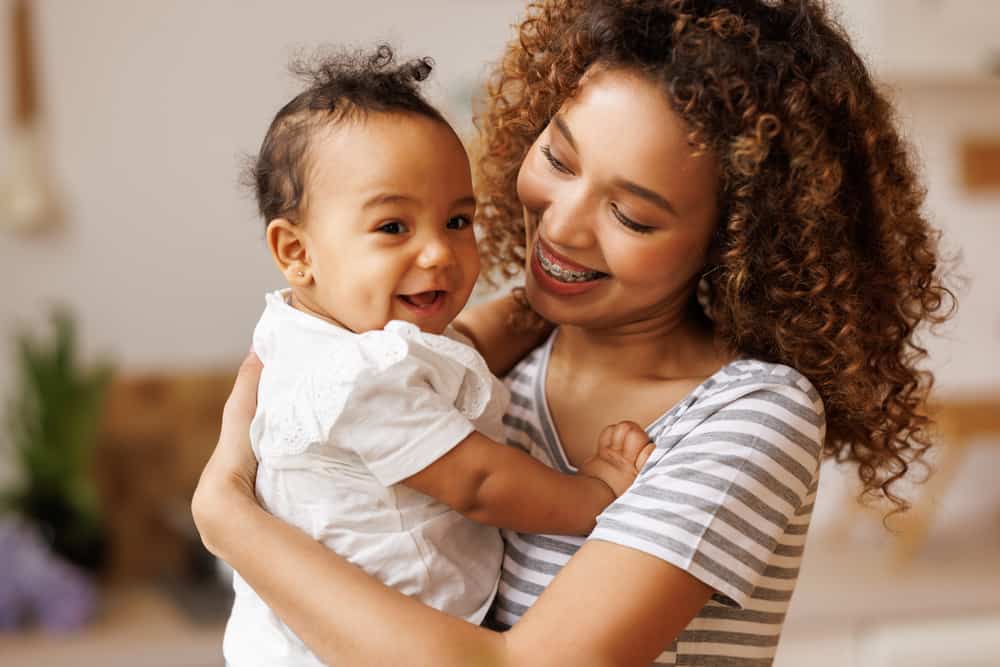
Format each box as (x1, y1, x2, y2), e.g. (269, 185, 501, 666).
(596, 446, 630, 469)
(635, 442, 656, 470)
(614, 421, 648, 451)
(614, 423, 654, 469)
(602, 420, 638, 451)
(597, 423, 617, 453)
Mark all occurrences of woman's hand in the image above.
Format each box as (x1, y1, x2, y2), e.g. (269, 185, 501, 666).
(191, 350, 262, 557)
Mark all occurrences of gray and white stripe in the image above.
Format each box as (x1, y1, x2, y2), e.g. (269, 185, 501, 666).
(492, 338, 824, 666)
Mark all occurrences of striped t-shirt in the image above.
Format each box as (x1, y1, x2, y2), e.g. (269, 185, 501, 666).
(492, 333, 824, 665)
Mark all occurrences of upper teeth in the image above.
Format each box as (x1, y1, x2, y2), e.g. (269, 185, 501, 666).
(537, 245, 603, 283)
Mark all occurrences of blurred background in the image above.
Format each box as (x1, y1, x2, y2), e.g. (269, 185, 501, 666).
(0, 1, 997, 665)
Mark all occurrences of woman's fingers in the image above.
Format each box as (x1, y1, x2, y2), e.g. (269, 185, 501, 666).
(192, 351, 263, 555)
(219, 351, 262, 477)
(201, 351, 262, 492)
(221, 350, 263, 437)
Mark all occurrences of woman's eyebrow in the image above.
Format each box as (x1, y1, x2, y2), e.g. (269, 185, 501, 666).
(552, 114, 577, 151)
(613, 179, 677, 216)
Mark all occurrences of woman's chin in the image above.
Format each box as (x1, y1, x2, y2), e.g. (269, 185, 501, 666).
(524, 278, 595, 327)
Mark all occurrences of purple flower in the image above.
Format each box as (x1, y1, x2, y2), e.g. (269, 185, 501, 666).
(0, 517, 98, 632)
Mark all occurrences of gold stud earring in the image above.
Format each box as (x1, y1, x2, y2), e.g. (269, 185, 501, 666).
(297, 270, 305, 277)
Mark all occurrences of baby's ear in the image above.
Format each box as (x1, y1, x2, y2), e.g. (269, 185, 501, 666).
(266, 218, 311, 286)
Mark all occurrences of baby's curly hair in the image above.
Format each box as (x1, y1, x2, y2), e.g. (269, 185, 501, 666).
(248, 44, 445, 226)
(475, 0, 955, 511)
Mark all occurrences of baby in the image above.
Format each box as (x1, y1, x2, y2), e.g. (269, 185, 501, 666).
(223, 46, 653, 666)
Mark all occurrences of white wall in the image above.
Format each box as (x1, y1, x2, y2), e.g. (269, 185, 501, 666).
(0, 0, 526, 387)
(833, 0, 1000, 393)
(0, 0, 528, 483)
(1, 1, 997, 465)
(890, 83, 1000, 394)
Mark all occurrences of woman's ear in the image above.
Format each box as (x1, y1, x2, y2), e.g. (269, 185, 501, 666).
(704, 224, 724, 268)
(266, 218, 311, 286)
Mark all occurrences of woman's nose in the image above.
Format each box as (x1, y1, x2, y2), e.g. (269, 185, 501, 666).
(540, 189, 596, 248)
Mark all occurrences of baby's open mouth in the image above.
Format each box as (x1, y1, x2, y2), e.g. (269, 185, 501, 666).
(398, 290, 445, 308)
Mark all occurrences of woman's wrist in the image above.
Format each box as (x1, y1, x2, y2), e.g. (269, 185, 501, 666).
(192, 464, 258, 559)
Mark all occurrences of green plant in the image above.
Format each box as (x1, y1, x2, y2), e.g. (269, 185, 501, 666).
(2, 309, 113, 571)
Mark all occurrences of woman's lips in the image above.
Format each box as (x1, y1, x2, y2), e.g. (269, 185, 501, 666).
(530, 239, 608, 296)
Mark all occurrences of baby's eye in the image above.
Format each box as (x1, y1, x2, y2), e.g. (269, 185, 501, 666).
(377, 221, 407, 234)
(447, 215, 472, 230)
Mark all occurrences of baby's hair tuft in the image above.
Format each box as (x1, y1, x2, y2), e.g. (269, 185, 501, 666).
(245, 44, 446, 227)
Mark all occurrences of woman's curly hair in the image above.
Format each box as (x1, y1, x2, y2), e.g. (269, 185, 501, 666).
(474, 0, 955, 511)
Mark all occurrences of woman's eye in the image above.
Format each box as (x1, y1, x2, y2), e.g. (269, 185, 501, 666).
(377, 221, 407, 234)
(611, 204, 655, 234)
(541, 145, 573, 175)
(447, 215, 472, 230)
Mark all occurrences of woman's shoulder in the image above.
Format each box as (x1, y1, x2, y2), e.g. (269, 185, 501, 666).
(653, 357, 826, 468)
(711, 357, 819, 392)
(592, 363, 827, 615)
(694, 358, 824, 418)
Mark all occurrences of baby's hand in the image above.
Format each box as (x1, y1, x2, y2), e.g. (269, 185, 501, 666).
(579, 421, 655, 497)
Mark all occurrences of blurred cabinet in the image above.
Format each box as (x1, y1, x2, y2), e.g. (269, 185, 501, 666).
(836, 0, 1000, 84)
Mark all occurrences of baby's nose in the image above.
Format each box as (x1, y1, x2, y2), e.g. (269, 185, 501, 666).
(417, 236, 455, 269)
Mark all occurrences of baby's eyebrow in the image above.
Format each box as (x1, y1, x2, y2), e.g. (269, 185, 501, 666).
(362, 193, 417, 209)
(362, 193, 476, 210)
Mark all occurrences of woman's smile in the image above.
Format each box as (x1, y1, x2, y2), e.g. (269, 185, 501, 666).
(535, 237, 607, 282)
(531, 238, 608, 296)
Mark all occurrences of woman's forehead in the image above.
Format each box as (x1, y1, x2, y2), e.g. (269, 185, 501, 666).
(562, 68, 690, 150)
(555, 67, 718, 203)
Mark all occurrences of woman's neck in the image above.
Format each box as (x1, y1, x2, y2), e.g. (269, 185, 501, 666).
(551, 315, 732, 384)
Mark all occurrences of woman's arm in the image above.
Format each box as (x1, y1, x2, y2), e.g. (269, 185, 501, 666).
(196, 476, 510, 665)
(201, 481, 710, 665)
(193, 354, 712, 667)
(452, 290, 552, 376)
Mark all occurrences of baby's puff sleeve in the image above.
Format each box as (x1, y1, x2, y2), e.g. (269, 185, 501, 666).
(329, 325, 486, 487)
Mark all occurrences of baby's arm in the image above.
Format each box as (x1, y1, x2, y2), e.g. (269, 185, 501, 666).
(452, 291, 552, 377)
(401, 421, 653, 536)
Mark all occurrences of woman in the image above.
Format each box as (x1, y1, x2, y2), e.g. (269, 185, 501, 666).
(194, 1, 952, 664)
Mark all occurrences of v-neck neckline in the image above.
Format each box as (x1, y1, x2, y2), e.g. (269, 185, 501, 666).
(533, 328, 741, 473)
